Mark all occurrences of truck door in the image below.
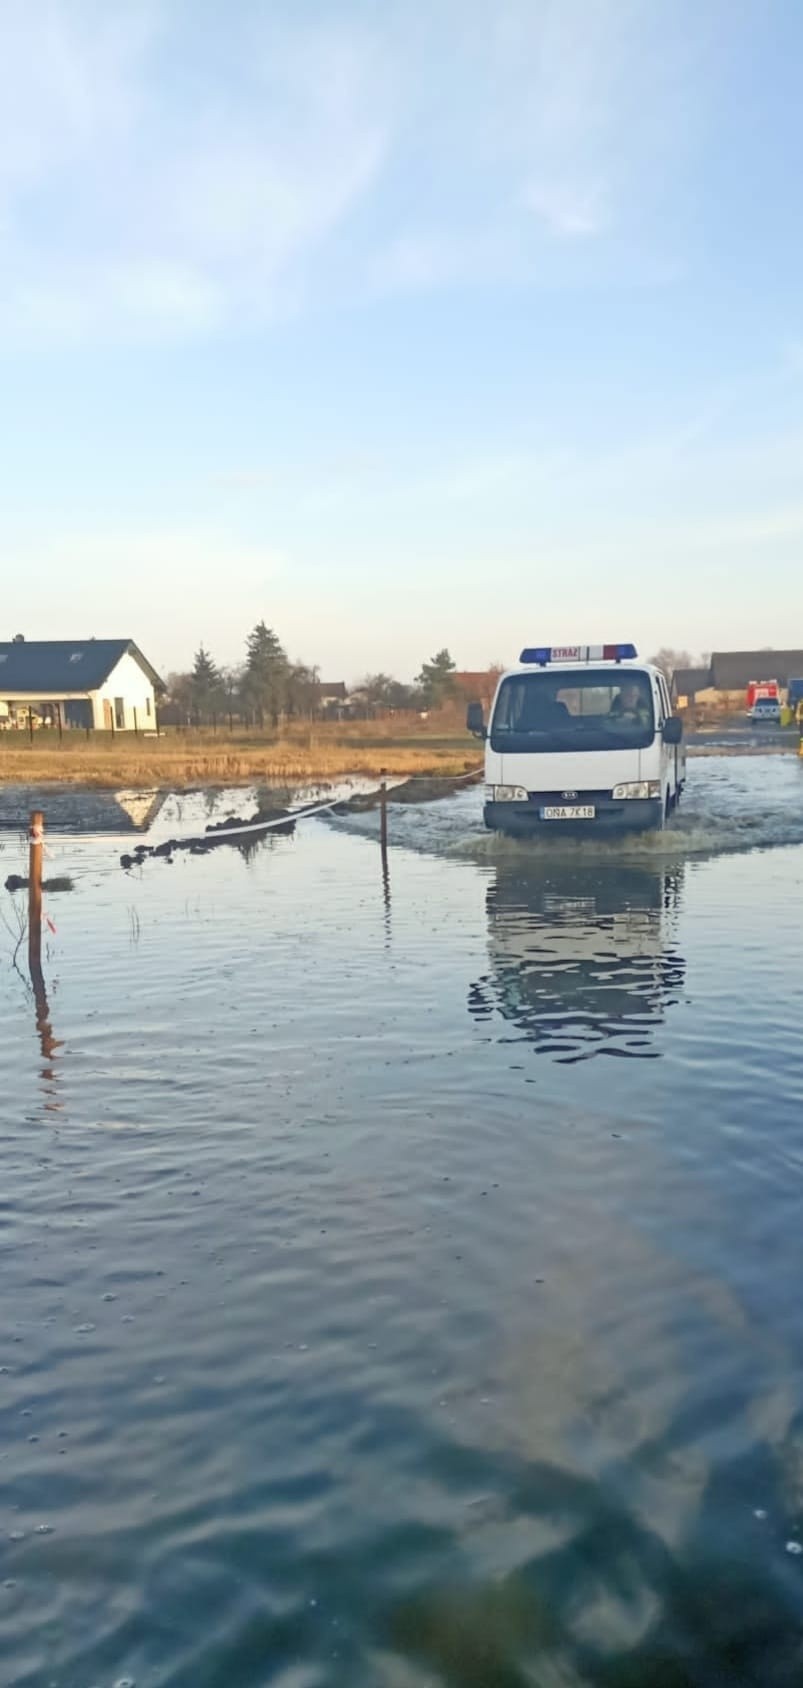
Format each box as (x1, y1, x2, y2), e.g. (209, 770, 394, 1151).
(656, 674, 678, 800)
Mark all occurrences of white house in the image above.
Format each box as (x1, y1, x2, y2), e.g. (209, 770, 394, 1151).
(0, 638, 164, 731)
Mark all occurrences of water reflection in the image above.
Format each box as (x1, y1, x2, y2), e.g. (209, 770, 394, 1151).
(29, 954, 62, 1109)
(469, 859, 686, 1061)
(0, 787, 166, 834)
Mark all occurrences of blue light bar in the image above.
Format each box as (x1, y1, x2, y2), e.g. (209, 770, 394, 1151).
(520, 647, 552, 666)
(519, 643, 638, 665)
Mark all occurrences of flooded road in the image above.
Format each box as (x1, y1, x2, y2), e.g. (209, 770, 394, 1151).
(2, 757, 803, 1686)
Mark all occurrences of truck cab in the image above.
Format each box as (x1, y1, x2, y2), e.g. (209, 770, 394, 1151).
(467, 643, 685, 836)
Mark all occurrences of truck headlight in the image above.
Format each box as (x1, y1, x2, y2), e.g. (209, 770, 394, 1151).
(490, 785, 530, 802)
(612, 780, 661, 800)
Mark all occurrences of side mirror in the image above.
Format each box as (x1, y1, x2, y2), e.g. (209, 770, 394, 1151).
(662, 716, 683, 745)
(466, 701, 486, 739)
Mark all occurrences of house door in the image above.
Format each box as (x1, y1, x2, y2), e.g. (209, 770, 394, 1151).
(103, 699, 113, 729)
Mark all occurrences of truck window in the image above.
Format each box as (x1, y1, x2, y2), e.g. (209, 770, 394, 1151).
(490, 669, 655, 755)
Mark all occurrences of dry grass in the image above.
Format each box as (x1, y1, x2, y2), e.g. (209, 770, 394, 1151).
(0, 718, 481, 788)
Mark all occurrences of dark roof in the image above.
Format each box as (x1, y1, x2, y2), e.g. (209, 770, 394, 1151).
(672, 666, 712, 697)
(0, 639, 164, 694)
(710, 649, 803, 689)
(314, 681, 347, 699)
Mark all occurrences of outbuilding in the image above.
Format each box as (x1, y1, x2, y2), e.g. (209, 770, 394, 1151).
(672, 650, 803, 712)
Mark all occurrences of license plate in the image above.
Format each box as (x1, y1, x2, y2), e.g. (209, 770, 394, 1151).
(540, 805, 596, 820)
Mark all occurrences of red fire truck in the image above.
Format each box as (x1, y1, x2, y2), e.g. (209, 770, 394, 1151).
(746, 678, 779, 708)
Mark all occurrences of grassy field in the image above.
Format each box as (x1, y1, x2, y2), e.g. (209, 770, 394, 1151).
(0, 718, 482, 788)
(2, 716, 783, 790)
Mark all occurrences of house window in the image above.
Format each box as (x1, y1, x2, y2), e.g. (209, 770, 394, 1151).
(145, 696, 152, 717)
(114, 697, 125, 730)
(69, 651, 84, 663)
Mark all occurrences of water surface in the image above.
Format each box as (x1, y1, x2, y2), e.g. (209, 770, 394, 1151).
(2, 757, 803, 1686)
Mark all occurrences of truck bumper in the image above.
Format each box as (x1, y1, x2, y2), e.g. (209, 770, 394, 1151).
(483, 798, 663, 836)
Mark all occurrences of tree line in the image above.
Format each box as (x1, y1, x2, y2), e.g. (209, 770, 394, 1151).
(165, 623, 312, 728)
(164, 625, 465, 726)
(358, 650, 460, 712)
(166, 631, 708, 728)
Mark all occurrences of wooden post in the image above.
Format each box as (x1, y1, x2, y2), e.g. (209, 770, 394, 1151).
(133, 706, 139, 737)
(110, 707, 115, 740)
(28, 708, 34, 745)
(379, 768, 388, 855)
(56, 701, 63, 743)
(28, 810, 43, 980)
(27, 808, 58, 1073)
(377, 772, 391, 923)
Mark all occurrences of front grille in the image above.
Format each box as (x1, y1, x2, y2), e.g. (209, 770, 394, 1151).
(527, 789, 614, 803)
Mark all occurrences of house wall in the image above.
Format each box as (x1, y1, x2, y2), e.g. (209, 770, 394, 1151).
(710, 687, 756, 711)
(681, 687, 748, 713)
(675, 685, 741, 713)
(92, 651, 156, 731)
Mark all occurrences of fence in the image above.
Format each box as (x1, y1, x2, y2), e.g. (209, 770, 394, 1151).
(9, 765, 484, 960)
(5, 769, 483, 1069)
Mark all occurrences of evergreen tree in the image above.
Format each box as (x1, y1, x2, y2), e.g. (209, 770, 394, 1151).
(416, 648, 457, 708)
(243, 621, 289, 726)
(191, 645, 222, 723)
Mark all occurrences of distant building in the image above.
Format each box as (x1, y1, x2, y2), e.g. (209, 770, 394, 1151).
(709, 650, 803, 696)
(670, 666, 716, 708)
(315, 681, 348, 705)
(0, 638, 164, 731)
(453, 669, 502, 711)
(672, 649, 803, 710)
(312, 680, 349, 720)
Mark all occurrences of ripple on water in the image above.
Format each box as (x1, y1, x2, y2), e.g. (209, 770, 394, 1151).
(1, 757, 803, 1683)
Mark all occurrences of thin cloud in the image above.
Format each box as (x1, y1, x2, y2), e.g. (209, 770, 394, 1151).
(369, 230, 524, 293)
(4, 523, 286, 581)
(0, 1, 713, 333)
(523, 180, 608, 239)
(214, 470, 276, 491)
(786, 340, 803, 374)
(488, 0, 692, 242)
(0, 5, 391, 341)
(368, 0, 697, 293)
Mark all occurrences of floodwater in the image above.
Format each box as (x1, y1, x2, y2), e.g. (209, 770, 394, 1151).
(2, 756, 803, 1687)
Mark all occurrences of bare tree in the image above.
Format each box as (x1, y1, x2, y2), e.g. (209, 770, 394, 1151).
(359, 673, 418, 711)
(286, 662, 320, 719)
(648, 648, 693, 682)
(220, 665, 244, 731)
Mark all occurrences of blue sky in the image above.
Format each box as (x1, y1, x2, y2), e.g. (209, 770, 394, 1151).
(2, 0, 803, 682)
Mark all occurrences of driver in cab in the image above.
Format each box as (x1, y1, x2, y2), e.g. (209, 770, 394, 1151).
(607, 679, 651, 731)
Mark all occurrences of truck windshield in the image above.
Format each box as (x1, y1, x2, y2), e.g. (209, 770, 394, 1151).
(490, 669, 655, 754)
